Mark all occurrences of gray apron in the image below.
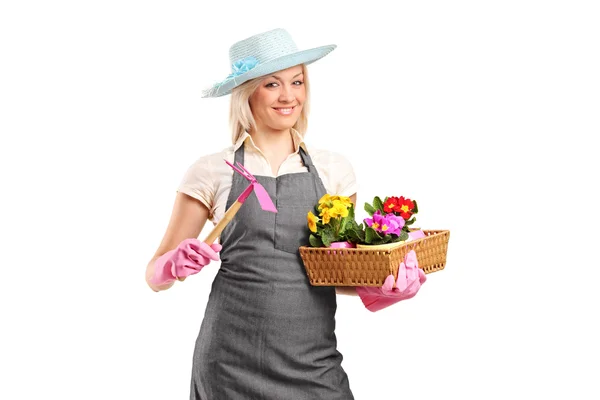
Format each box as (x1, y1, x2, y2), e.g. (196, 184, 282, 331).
(190, 143, 354, 399)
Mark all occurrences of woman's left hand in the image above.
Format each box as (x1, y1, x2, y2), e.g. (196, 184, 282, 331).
(355, 250, 426, 312)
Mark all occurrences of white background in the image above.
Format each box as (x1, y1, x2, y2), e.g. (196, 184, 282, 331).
(1, 1, 599, 399)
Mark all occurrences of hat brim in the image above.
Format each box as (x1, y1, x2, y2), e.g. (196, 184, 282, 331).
(201, 44, 336, 98)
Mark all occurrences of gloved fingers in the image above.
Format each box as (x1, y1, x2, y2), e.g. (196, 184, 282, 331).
(186, 251, 212, 266)
(381, 274, 396, 295)
(176, 264, 202, 279)
(404, 268, 427, 298)
(403, 249, 419, 285)
(210, 243, 223, 253)
(418, 268, 427, 284)
(197, 241, 221, 261)
(395, 261, 409, 292)
(405, 261, 418, 287)
(405, 250, 418, 269)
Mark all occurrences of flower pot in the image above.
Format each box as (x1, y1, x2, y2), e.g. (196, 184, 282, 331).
(325, 241, 355, 255)
(329, 241, 356, 249)
(356, 241, 405, 250)
(356, 230, 427, 250)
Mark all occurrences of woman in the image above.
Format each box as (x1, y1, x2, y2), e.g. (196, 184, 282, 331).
(145, 28, 426, 400)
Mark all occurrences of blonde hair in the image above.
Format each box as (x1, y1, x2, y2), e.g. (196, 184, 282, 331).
(229, 64, 311, 145)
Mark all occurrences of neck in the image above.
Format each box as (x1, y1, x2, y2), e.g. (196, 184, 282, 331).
(248, 126, 295, 157)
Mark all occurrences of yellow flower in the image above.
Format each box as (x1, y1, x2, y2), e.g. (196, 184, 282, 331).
(330, 195, 352, 208)
(319, 208, 332, 224)
(330, 200, 349, 218)
(307, 211, 319, 233)
(318, 194, 332, 205)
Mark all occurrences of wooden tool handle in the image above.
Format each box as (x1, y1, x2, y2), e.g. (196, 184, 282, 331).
(203, 200, 242, 244)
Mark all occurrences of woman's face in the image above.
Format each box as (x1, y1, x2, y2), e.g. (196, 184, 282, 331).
(249, 64, 305, 132)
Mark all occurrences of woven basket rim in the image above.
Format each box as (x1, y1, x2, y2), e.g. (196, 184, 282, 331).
(299, 229, 450, 253)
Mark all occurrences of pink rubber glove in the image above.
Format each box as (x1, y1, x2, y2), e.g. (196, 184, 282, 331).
(356, 250, 426, 312)
(149, 238, 222, 286)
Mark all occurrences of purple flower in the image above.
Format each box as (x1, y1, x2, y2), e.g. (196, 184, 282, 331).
(364, 211, 405, 236)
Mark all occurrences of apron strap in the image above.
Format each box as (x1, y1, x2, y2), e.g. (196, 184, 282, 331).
(298, 146, 317, 174)
(234, 140, 245, 166)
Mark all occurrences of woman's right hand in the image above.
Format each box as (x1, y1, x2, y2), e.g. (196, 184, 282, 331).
(149, 239, 222, 286)
(146, 192, 215, 291)
(150, 238, 221, 285)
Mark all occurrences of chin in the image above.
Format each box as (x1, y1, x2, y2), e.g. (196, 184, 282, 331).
(268, 117, 299, 129)
(271, 122, 298, 131)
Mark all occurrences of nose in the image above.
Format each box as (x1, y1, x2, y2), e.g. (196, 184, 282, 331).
(279, 84, 295, 103)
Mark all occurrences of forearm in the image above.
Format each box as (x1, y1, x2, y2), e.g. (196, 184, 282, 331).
(335, 286, 359, 296)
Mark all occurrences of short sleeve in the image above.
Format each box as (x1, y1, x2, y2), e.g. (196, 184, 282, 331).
(176, 155, 215, 219)
(333, 152, 359, 197)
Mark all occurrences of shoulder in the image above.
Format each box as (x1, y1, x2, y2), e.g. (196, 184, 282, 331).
(179, 144, 234, 190)
(184, 144, 234, 172)
(305, 143, 354, 169)
(304, 142, 358, 196)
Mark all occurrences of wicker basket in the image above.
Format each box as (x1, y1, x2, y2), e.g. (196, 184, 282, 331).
(299, 230, 450, 287)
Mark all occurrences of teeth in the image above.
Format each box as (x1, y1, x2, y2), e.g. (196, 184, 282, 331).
(274, 107, 294, 114)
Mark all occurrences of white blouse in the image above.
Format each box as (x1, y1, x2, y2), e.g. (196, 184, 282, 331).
(176, 128, 359, 225)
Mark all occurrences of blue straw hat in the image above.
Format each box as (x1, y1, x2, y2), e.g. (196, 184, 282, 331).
(201, 28, 336, 98)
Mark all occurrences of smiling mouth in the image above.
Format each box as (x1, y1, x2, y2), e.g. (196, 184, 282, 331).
(272, 106, 296, 115)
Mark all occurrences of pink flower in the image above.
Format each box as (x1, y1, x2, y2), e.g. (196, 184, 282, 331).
(364, 211, 405, 236)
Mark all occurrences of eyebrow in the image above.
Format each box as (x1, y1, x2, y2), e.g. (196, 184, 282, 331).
(270, 72, 304, 80)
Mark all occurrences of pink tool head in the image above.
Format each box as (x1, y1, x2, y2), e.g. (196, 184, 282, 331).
(224, 159, 277, 213)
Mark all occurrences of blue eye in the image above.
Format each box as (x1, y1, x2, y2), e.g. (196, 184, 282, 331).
(265, 81, 304, 88)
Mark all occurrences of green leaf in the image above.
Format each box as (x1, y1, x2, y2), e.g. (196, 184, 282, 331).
(364, 202, 376, 216)
(373, 196, 384, 212)
(390, 235, 402, 243)
(321, 225, 336, 246)
(405, 217, 415, 226)
(372, 237, 385, 245)
(412, 200, 418, 214)
(365, 227, 375, 243)
(346, 229, 359, 241)
(365, 227, 385, 244)
(399, 231, 409, 241)
(349, 222, 365, 242)
(309, 234, 323, 247)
